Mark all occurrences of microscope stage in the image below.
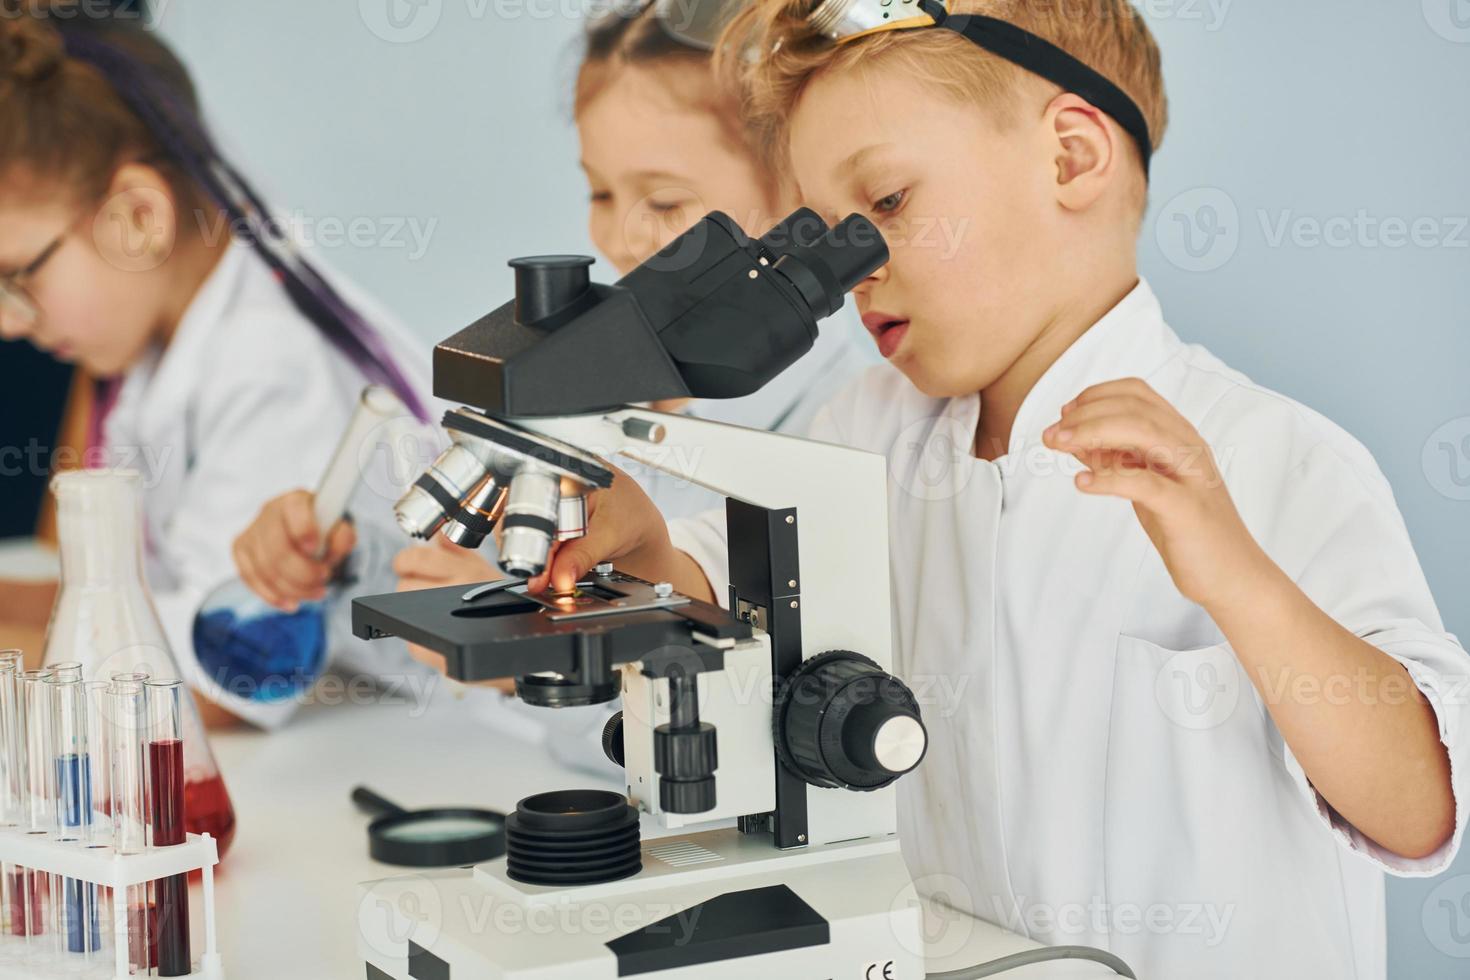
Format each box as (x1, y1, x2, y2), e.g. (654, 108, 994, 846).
(351, 574, 751, 684)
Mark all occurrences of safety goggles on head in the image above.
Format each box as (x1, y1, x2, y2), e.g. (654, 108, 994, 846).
(645, 0, 1154, 174)
(804, 0, 1152, 171)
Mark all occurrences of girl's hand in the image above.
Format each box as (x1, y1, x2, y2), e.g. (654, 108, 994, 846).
(1042, 377, 1267, 610)
(232, 490, 355, 613)
(393, 536, 512, 690)
(393, 533, 503, 593)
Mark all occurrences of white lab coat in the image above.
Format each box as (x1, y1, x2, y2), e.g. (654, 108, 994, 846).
(100, 241, 447, 728)
(668, 279, 1469, 979)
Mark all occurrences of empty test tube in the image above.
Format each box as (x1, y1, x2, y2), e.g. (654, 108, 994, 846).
(0, 653, 20, 939)
(111, 677, 154, 971)
(0, 650, 21, 825)
(85, 681, 114, 954)
(50, 662, 83, 683)
(83, 682, 111, 845)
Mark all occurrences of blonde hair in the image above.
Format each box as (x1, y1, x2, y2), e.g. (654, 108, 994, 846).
(719, 0, 1167, 200)
(576, 8, 763, 168)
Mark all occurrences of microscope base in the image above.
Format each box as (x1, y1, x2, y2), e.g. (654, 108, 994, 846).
(358, 829, 926, 979)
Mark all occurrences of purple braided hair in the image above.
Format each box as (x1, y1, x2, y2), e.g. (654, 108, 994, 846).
(58, 24, 431, 424)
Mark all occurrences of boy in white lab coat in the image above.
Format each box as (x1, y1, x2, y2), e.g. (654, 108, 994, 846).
(510, 2, 1467, 977)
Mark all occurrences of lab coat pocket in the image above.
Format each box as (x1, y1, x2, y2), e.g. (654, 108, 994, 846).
(1101, 635, 1328, 971)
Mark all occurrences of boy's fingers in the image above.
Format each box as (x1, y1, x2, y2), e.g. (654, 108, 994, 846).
(280, 490, 321, 554)
(550, 530, 620, 593)
(1058, 393, 1156, 423)
(1045, 414, 1188, 473)
(1055, 398, 1193, 446)
(1070, 377, 1163, 409)
(525, 541, 562, 595)
(1076, 465, 1172, 509)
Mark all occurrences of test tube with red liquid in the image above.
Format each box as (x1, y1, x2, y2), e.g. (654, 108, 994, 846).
(146, 679, 191, 976)
(111, 675, 155, 972)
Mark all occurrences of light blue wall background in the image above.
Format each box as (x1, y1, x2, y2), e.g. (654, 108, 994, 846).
(1140, 5, 1469, 976)
(154, 1, 1467, 975)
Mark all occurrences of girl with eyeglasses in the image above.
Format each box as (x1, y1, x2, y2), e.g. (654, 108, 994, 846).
(0, 11, 435, 727)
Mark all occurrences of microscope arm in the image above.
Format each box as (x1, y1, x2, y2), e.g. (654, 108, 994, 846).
(519, 405, 903, 847)
(518, 406, 895, 673)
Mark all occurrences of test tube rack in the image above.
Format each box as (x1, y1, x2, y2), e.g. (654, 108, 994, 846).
(0, 825, 223, 979)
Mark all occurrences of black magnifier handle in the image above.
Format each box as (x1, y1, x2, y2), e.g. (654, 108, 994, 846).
(352, 786, 408, 817)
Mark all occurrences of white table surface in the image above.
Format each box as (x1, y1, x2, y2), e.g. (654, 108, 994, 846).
(204, 683, 1119, 980)
(207, 681, 581, 978)
(0, 537, 59, 582)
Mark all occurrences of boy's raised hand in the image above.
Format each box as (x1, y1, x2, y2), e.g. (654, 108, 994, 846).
(524, 464, 701, 600)
(1042, 377, 1266, 610)
(232, 489, 356, 613)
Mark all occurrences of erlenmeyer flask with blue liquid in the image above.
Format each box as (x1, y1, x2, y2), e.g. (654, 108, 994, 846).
(192, 386, 406, 725)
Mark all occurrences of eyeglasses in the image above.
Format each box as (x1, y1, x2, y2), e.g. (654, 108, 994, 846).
(0, 234, 67, 334)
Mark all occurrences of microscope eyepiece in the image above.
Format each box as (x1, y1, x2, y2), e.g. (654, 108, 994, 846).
(509, 255, 595, 326)
(806, 213, 888, 296)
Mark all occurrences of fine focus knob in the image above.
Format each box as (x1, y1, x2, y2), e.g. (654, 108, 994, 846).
(774, 651, 927, 791)
(654, 722, 718, 814)
(509, 255, 594, 325)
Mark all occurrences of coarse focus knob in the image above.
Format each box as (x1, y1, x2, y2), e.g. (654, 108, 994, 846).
(602, 711, 625, 768)
(774, 651, 927, 791)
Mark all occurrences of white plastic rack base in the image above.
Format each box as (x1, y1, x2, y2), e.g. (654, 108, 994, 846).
(0, 825, 223, 979)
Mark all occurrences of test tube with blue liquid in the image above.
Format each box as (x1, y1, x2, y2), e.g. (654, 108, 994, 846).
(193, 385, 408, 713)
(42, 665, 80, 959)
(50, 672, 102, 955)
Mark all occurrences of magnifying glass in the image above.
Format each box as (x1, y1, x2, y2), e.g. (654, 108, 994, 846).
(351, 786, 507, 868)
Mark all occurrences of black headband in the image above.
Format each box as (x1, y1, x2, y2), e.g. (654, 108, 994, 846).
(916, 3, 1153, 174)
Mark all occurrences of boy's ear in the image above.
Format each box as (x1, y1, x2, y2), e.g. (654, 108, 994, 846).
(1044, 93, 1119, 212)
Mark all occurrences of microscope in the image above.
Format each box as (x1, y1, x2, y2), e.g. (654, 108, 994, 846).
(351, 209, 936, 979)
